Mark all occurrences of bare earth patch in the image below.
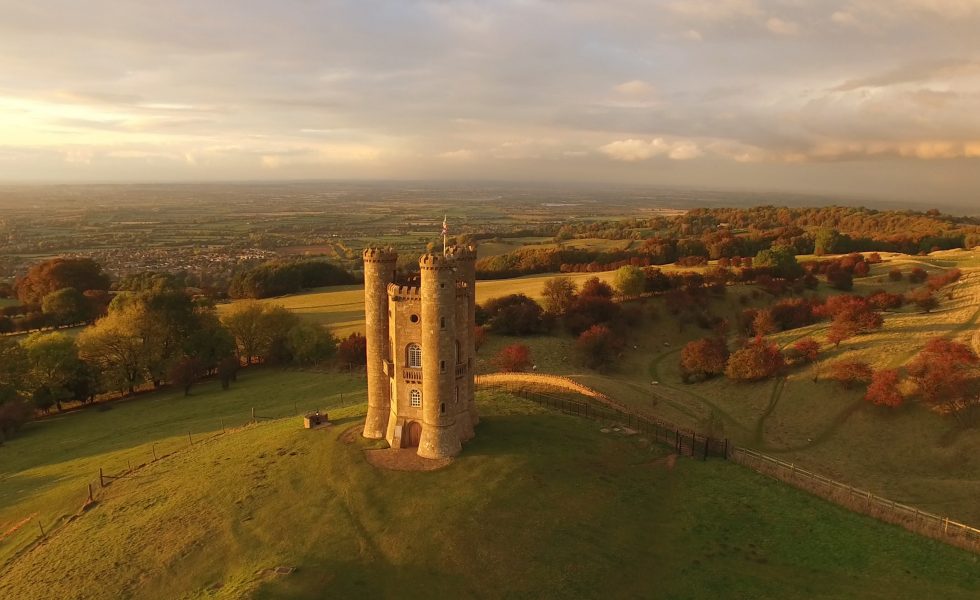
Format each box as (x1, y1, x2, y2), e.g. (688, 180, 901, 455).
(365, 448, 454, 471)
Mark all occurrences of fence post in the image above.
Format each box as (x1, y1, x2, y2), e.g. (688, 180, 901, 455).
(152, 444, 157, 461)
(251, 407, 255, 423)
(37, 519, 45, 538)
(724, 438, 729, 459)
(188, 432, 193, 446)
(99, 467, 104, 488)
(88, 483, 93, 503)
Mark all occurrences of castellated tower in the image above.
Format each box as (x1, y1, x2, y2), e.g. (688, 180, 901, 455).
(362, 245, 478, 459)
(362, 248, 397, 439)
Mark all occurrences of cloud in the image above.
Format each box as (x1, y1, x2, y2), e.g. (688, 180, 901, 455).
(600, 138, 703, 161)
(613, 80, 657, 98)
(765, 17, 799, 36)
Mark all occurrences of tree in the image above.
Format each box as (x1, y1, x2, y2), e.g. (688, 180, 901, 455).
(338, 332, 368, 366)
(680, 338, 729, 380)
(77, 304, 150, 394)
(481, 294, 546, 335)
(23, 332, 83, 411)
(286, 323, 337, 366)
(565, 294, 620, 336)
(541, 277, 577, 316)
(0, 338, 29, 407)
(908, 287, 938, 313)
(907, 338, 979, 411)
(15, 257, 110, 304)
(613, 265, 645, 299)
(580, 276, 615, 299)
(753, 246, 803, 279)
(908, 267, 928, 284)
(888, 268, 903, 281)
(169, 357, 205, 396)
(829, 361, 873, 389)
(575, 324, 623, 372)
(221, 301, 265, 364)
(865, 369, 903, 407)
(495, 344, 532, 372)
(725, 338, 784, 382)
(41, 287, 91, 327)
(221, 301, 299, 364)
(813, 228, 842, 256)
(217, 356, 239, 390)
(752, 309, 777, 337)
(473, 325, 487, 352)
(790, 338, 820, 363)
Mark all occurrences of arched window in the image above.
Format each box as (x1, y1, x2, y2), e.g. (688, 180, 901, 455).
(455, 340, 462, 364)
(410, 389, 421, 408)
(407, 343, 422, 368)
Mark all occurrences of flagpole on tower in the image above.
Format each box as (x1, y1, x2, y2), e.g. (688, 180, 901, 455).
(442, 215, 448, 256)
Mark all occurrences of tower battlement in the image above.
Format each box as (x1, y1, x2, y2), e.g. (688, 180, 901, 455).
(363, 247, 398, 263)
(446, 244, 478, 261)
(419, 253, 454, 269)
(387, 283, 421, 300)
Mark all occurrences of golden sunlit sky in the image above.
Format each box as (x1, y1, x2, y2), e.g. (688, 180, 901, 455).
(1, 1, 979, 204)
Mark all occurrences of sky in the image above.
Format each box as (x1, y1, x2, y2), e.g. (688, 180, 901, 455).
(1, 0, 979, 204)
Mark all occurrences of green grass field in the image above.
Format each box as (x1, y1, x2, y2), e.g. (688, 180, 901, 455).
(1, 369, 978, 599)
(476, 252, 980, 525)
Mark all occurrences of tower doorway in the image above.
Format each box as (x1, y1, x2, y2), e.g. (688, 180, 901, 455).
(403, 421, 422, 448)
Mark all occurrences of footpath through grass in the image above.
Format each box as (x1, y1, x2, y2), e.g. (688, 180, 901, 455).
(1, 378, 978, 599)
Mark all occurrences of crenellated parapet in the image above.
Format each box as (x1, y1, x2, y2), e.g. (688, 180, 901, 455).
(387, 283, 421, 301)
(419, 253, 454, 270)
(363, 247, 398, 263)
(446, 244, 477, 261)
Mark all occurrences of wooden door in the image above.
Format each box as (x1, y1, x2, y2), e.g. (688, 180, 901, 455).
(404, 421, 422, 448)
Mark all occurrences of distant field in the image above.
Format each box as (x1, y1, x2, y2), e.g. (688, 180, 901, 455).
(1, 370, 977, 599)
(218, 271, 622, 336)
(0, 298, 17, 308)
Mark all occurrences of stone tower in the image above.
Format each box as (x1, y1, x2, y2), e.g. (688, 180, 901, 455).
(362, 245, 478, 459)
(362, 248, 397, 439)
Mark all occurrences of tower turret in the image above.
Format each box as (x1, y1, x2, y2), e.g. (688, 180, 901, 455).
(362, 248, 398, 439)
(447, 244, 479, 430)
(417, 253, 462, 459)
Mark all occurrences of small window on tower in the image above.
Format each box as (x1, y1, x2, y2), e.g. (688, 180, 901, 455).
(440, 317, 446, 329)
(440, 360, 446, 373)
(407, 343, 422, 368)
(410, 314, 419, 323)
(440, 403, 446, 414)
(410, 389, 421, 408)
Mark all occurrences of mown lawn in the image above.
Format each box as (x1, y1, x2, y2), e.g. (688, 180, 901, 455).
(1, 381, 977, 599)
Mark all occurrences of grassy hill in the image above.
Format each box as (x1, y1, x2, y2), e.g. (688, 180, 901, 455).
(473, 251, 980, 525)
(1, 369, 978, 599)
(209, 250, 980, 525)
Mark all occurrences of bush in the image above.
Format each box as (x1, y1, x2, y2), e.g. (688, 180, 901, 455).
(829, 361, 873, 389)
(888, 268, 903, 281)
(338, 333, 367, 366)
(495, 344, 532, 372)
(680, 338, 729, 380)
(789, 338, 820, 364)
(725, 338, 784, 382)
(865, 369, 903, 407)
(575, 325, 623, 372)
(481, 294, 546, 335)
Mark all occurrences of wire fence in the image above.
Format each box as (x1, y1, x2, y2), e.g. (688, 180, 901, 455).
(479, 376, 980, 555)
(0, 389, 367, 571)
(729, 447, 980, 554)
(487, 381, 729, 459)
